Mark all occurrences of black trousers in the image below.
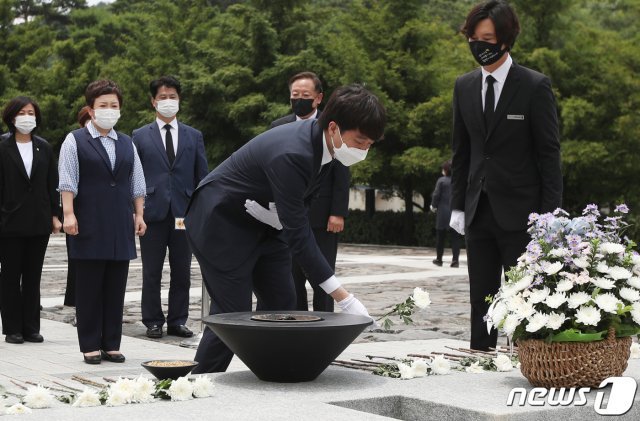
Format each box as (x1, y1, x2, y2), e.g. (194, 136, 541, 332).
(292, 228, 336, 312)
(75, 259, 129, 352)
(63, 235, 76, 307)
(190, 235, 296, 374)
(435, 228, 461, 262)
(139, 212, 192, 328)
(465, 194, 529, 350)
(0, 235, 49, 336)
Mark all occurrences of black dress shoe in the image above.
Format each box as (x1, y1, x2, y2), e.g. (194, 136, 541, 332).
(450, 261, 459, 268)
(146, 325, 163, 338)
(83, 353, 101, 365)
(23, 333, 44, 343)
(432, 259, 443, 267)
(167, 325, 194, 338)
(101, 350, 126, 363)
(5, 334, 24, 344)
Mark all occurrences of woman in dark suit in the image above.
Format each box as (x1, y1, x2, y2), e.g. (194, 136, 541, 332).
(0, 96, 61, 344)
(430, 160, 460, 267)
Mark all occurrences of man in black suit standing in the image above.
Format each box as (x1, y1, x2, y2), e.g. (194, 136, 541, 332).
(186, 84, 385, 373)
(270, 72, 350, 312)
(450, 0, 563, 350)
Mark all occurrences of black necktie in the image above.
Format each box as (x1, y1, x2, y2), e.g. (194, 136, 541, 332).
(484, 75, 496, 128)
(164, 124, 175, 165)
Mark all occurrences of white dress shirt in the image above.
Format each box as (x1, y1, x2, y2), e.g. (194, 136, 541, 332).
(156, 117, 178, 156)
(481, 54, 513, 111)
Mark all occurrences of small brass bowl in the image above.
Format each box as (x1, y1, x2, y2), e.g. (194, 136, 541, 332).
(141, 360, 198, 380)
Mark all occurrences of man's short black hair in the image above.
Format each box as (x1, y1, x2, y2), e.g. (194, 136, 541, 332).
(462, 0, 520, 49)
(150, 75, 182, 98)
(85, 79, 123, 108)
(318, 84, 386, 142)
(2, 96, 42, 134)
(288, 71, 323, 94)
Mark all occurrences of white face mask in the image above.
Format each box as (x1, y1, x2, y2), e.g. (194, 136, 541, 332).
(156, 99, 180, 118)
(14, 115, 37, 134)
(331, 126, 368, 166)
(93, 108, 120, 130)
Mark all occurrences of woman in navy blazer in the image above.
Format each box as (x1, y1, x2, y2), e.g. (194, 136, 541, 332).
(0, 96, 61, 344)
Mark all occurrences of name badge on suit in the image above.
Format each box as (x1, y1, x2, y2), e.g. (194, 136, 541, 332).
(507, 114, 525, 120)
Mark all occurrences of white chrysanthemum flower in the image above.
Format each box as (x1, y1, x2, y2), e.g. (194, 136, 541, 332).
(550, 248, 570, 257)
(575, 271, 592, 285)
(594, 293, 621, 313)
(412, 287, 431, 309)
(72, 389, 102, 407)
(167, 377, 194, 401)
(528, 287, 550, 304)
(627, 277, 640, 289)
(546, 312, 567, 330)
(543, 261, 563, 275)
(619, 287, 640, 303)
(429, 355, 451, 375)
(567, 291, 592, 308)
(465, 361, 485, 373)
(596, 263, 610, 274)
(192, 376, 215, 398)
(599, 242, 625, 254)
(632, 254, 640, 265)
(556, 279, 574, 293)
(23, 385, 56, 409)
(110, 378, 136, 403)
(592, 277, 616, 290)
(573, 257, 590, 269)
(607, 267, 632, 280)
(631, 304, 640, 325)
(512, 275, 534, 293)
(630, 343, 640, 359)
(106, 390, 129, 407)
(487, 300, 507, 326)
(575, 306, 602, 326)
(5, 403, 32, 414)
(502, 314, 520, 336)
(493, 355, 513, 372)
(525, 312, 549, 332)
(133, 376, 155, 403)
(397, 362, 414, 380)
(410, 359, 429, 378)
(544, 292, 567, 309)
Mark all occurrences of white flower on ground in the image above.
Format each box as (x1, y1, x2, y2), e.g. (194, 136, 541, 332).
(167, 377, 194, 401)
(133, 376, 155, 403)
(592, 277, 616, 290)
(502, 314, 520, 337)
(525, 312, 549, 332)
(543, 261, 563, 275)
(106, 390, 129, 407)
(556, 279, 574, 293)
(575, 306, 602, 326)
(630, 343, 640, 359)
(397, 362, 414, 380)
(465, 362, 485, 373)
(599, 242, 625, 254)
(429, 355, 451, 375)
(594, 293, 621, 313)
(192, 376, 215, 398)
(596, 263, 610, 274)
(493, 355, 513, 372)
(527, 287, 550, 304)
(110, 378, 136, 403)
(23, 385, 56, 409)
(410, 359, 429, 378)
(412, 287, 431, 309)
(567, 291, 592, 308)
(607, 267, 632, 280)
(544, 292, 567, 309)
(572, 257, 590, 269)
(5, 403, 32, 414)
(619, 287, 640, 303)
(546, 312, 567, 330)
(72, 389, 102, 407)
(627, 277, 640, 289)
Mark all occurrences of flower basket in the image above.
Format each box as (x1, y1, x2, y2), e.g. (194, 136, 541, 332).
(517, 328, 632, 388)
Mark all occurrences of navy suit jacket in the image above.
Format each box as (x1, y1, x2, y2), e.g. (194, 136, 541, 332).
(185, 119, 333, 285)
(132, 121, 208, 222)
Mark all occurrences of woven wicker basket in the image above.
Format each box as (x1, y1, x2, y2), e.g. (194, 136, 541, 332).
(517, 328, 632, 388)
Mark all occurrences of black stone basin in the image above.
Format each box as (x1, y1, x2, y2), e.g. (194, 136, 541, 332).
(203, 311, 372, 383)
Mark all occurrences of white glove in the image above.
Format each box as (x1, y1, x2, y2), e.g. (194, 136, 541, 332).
(245, 200, 283, 230)
(449, 210, 465, 235)
(429, 205, 437, 213)
(338, 293, 373, 320)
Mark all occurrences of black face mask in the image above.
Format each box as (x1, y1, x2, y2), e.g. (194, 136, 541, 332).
(469, 40, 507, 66)
(291, 98, 315, 117)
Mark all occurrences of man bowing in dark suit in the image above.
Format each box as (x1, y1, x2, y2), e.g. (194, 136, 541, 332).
(450, 0, 563, 350)
(186, 84, 386, 373)
(133, 76, 209, 339)
(270, 72, 350, 312)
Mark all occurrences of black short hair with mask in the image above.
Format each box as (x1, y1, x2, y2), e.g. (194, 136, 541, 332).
(462, 0, 520, 50)
(288, 72, 323, 94)
(318, 84, 386, 142)
(2, 96, 42, 134)
(150, 76, 182, 98)
(85, 79, 123, 108)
